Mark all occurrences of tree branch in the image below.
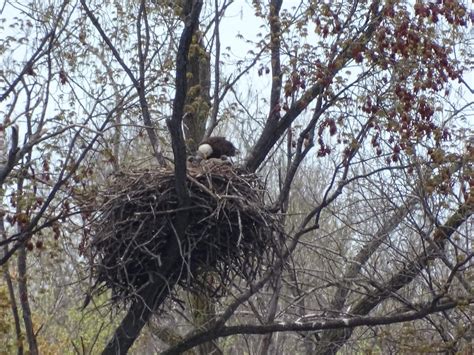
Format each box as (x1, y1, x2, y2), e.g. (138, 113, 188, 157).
(328, 195, 419, 314)
(101, 277, 176, 355)
(162, 296, 473, 354)
(314, 196, 474, 354)
(268, 0, 283, 120)
(244, 2, 385, 172)
(80, 0, 167, 166)
(0, 104, 118, 265)
(1, 216, 23, 354)
(102, 2, 204, 353)
(0, 2, 68, 102)
(167, 0, 203, 204)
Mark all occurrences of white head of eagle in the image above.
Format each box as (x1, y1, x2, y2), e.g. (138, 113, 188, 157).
(197, 136, 237, 160)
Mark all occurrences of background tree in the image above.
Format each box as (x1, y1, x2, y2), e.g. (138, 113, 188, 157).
(0, 0, 472, 354)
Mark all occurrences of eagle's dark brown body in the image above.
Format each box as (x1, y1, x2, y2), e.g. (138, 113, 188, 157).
(197, 136, 237, 159)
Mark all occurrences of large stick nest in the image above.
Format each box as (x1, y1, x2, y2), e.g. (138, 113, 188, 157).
(88, 160, 280, 304)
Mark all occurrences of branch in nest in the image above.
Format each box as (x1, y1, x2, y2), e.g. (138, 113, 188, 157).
(86, 164, 281, 306)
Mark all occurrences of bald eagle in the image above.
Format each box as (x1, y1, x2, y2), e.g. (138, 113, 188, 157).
(196, 136, 238, 160)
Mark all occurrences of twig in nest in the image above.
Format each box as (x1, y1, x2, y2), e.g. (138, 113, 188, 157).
(86, 164, 281, 305)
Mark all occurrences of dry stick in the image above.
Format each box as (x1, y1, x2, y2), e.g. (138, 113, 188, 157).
(205, 44, 267, 140)
(272, 96, 323, 211)
(136, 0, 167, 166)
(258, 268, 283, 355)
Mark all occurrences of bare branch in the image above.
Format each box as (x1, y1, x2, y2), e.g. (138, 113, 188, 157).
(162, 296, 473, 354)
(80, 0, 167, 166)
(0, 1, 68, 102)
(315, 197, 474, 354)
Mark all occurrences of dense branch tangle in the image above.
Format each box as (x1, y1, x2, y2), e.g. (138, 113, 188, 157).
(89, 163, 280, 305)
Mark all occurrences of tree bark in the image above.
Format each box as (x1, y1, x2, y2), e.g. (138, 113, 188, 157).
(17, 241, 38, 355)
(161, 296, 473, 354)
(101, 276, 176, 355)
(1, 222, 23, 355)
(102, 1, 203, 353)
(183, 34, 211, 152)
